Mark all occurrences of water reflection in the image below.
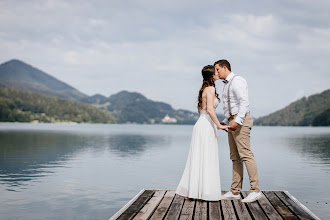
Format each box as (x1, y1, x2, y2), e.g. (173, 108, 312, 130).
(0, 124, 329, 219)
(0, 130, 169, 190)
(0, 131, 89, 189)
(107, 134, 167, 157)
(286, 133, 330, 163)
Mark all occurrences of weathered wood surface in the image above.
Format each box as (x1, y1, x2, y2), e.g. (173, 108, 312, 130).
(110, 190, 320, 220)
(149, 191, 175, 220)
(116, 190, 155, 220)
(133, 190, 166, 220)
(263, 191, 298, 220)
(195, 200, 207, 220)
(209, 201, 222, 220)
(179, 198, 195, 220)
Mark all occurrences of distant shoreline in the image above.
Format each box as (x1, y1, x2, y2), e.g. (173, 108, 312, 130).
(0, 121, 328, 127)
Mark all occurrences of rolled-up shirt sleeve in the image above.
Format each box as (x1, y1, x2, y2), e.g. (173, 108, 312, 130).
(232, 77, 249, 125)
(222, 117, 229, 125)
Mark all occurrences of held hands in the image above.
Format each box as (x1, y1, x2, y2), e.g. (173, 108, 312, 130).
(217, 121, 239, 132)
(228, 122, 239, 131)
(217, 123, 229, 132)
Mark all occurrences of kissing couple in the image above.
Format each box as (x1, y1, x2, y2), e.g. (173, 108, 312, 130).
(175, 59, 261, 203)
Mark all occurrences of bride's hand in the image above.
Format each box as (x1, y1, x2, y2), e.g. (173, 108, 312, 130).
(217, 124, 229, 132)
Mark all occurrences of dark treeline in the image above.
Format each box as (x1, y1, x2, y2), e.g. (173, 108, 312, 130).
(0, 87, 116, 123)
(255, 89, 330, 126)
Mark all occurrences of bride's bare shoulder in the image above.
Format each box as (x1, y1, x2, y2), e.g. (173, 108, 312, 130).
(204, 86, 215, 93)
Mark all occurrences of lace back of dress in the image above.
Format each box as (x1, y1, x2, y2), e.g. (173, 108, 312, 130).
(200, 98, 219, 114)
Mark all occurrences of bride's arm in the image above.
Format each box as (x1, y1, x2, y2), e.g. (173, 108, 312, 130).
(205, 87, 227, 130)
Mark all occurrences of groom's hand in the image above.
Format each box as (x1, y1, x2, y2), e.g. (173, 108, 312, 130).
(228, 122, 239, 131)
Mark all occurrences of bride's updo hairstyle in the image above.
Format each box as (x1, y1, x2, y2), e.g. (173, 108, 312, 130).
(197, 65, 220, 112)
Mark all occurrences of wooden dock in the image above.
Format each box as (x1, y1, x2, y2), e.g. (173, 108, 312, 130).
(110, 190, 320, 220)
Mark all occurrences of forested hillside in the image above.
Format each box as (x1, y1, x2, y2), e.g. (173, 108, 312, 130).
(255, 89, 330, 126)
(0, 87, 115, 123)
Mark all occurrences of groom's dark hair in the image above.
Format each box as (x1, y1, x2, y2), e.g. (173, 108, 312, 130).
(214, 59, 231, 71)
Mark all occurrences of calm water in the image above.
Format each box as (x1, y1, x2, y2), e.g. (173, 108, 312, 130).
(0, 122, 329, 219)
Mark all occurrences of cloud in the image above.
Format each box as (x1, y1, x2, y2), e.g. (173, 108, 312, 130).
(0, 0, 329, 117)
(298, 27, 330, 51)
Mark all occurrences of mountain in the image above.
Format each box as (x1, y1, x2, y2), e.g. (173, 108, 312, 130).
(0, 87, 115, 123)
(312, 109, 330, 126)
(80, 94, 108, 104)
(0, 59, 224, 124)
(0, 59, 88, 101)
(103, 90, 207, 124)
(255, 89, 330, 126)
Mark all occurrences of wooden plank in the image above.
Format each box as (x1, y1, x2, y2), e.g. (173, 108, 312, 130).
(256, 191, 282, 220)
(133, 190, 166, 220)
(275, 191, 319, 220)
(283, 191, 320, 220)
(194, 200, 207, 220)
(164, 193, 185, 220)
(153, 190, 168, 197)
(263, 191, 298, 220)
(179, 199, 195, 220)
(110, 189, 146, 220)
(232, 199, 252, 220)
(220, 190, 237, 220)
(221, 200, 237, 220)
(117, 190, 155, 220)
(209, 201, 222, 220)
(149, 191, 176, 220)
(241, 191, 267, 220)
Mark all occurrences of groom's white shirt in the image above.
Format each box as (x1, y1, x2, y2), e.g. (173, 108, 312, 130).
(222, 72, 250, 125)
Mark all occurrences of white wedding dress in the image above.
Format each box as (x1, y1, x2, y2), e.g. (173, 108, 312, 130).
(175, 97, 222, 201)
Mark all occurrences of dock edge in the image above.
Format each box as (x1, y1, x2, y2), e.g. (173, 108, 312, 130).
(283, 190, 321, 220)
(109, 189, 146, 220)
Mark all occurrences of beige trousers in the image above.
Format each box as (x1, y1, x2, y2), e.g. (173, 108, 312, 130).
(228, 112, 260, 195)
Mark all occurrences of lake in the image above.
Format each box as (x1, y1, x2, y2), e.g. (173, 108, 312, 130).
(0, 122, 329, 219)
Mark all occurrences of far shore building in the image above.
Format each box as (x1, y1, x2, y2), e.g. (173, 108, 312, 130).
(162, 114, 177, 123)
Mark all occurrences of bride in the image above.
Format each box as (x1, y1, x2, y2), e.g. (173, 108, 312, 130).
(175, 65, 228, 201)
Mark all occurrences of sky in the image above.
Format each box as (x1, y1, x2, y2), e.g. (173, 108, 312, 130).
(1, 0, 329, 117)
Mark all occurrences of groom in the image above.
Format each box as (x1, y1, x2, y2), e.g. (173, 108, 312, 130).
(214, 59, 261, 203)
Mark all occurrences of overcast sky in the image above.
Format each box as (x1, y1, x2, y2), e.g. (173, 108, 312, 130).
(1, 0, 329, 117)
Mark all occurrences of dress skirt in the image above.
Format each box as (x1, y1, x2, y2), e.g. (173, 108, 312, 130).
(175, 112, 222, 201)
